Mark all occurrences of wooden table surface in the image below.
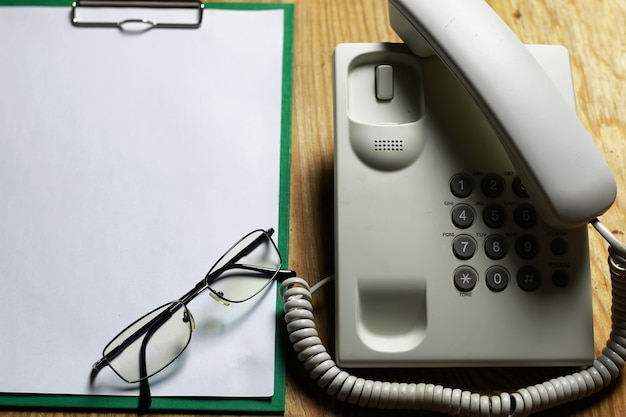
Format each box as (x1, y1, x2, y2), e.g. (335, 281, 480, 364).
(3, 1, 626, 416)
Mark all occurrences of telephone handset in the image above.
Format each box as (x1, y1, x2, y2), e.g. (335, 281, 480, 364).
(388, 0, 616, 229)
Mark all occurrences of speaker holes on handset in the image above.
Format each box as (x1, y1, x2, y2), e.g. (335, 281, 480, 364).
(373, 139, 404, 151)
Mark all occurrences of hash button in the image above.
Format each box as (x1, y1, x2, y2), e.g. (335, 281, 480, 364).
(517, 266, 541, 292)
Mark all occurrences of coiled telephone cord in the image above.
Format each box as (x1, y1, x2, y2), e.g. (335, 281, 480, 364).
(279, 218, 626, 416)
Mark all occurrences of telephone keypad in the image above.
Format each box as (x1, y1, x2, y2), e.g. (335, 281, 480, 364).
(450, 173, 570, 293)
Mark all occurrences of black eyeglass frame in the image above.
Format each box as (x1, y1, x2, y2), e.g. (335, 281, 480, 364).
(89, 228, 295, 411)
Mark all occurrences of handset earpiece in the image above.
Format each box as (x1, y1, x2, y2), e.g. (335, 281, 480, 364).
(388, 0, 616, 229)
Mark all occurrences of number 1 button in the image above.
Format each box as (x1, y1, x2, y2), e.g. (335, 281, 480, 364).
(450, 173, 473, 198)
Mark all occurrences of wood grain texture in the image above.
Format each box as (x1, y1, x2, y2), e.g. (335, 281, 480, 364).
(3, 1, 625, 416)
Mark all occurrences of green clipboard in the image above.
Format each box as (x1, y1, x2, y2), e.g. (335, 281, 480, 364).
(0, 0, 294, 413)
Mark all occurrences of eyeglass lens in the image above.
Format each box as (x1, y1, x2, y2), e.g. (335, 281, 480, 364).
(206, 230, 281, 303)
(103, 301, 194, 383)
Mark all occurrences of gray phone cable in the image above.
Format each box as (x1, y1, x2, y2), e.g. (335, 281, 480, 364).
(279, 218, 626, 416)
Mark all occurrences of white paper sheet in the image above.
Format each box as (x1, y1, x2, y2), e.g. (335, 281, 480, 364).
(0, 6, 286, 398)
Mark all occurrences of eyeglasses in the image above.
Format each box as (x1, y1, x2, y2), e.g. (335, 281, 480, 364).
(89, 228, 295, 411)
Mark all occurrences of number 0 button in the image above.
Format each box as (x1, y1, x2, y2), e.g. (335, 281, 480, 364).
(486, 266, 510, 292)
(451, 204, 475, 229)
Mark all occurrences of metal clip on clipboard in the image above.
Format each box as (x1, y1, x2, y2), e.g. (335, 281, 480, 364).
(71, 0, 204, 31)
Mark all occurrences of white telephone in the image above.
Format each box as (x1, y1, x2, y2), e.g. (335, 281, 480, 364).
(333, 0, 616, 367)
(280, 0, 626, 414)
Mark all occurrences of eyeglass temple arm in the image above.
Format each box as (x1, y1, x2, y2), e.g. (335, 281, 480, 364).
(202, 227, 294, 285)
(90, 358, 107, 385)
(247, 229, 297, 279)
(278, 268, 297, 280)
(259, 229, 297, 279)
(204, 262, 295, 284)
(228, 228, 276, 266)
(184, 264, 296, 305)
(89, 303, 182, 384)
(92, 324, 156, 409)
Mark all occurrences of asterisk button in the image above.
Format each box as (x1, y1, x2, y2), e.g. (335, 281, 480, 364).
(454, 266, 478, 292)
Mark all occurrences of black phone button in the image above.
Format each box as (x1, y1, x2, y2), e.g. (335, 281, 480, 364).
(481, 173, 505, 198)
(451, 204, 475, 229)
(517, 266, 541, 291)
(515, 235, 540, 260)
(486, 266, 510, 292)
(512, 176, 529, 198)
(483, 204, 507, 228)
(484, 234, 508, 260)
(452, 235, 477, 260)
(450, 173, 473, 198)
(454, 266, 478, 292)
(514, 203, 537, 229)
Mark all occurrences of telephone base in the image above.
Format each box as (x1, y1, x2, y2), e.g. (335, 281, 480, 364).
(334, 43, 594, 367)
